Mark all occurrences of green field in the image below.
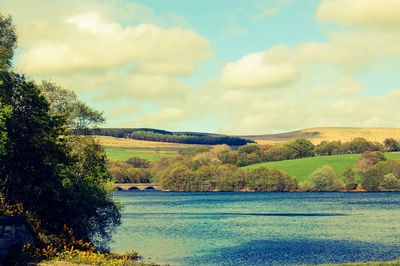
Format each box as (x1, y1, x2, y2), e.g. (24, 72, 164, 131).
(105, 146, 194, 161)
(244, 152, 400, 182)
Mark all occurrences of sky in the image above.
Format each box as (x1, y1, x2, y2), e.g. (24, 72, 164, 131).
(2, 0, 400, 134)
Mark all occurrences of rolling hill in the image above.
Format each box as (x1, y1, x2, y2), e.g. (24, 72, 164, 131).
(242, 127, 400, 145)
(244, 152, 400, 182)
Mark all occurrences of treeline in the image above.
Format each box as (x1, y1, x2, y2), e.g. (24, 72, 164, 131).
(91, 128, 253, 146)
(221, 137, 395, 167)
(110, 149, 400, 192)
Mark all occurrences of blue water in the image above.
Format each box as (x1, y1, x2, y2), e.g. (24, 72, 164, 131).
(111, 192, 400, 265)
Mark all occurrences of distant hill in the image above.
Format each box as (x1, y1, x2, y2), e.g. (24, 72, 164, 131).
(91, 128, 253, 146)
(242, 127, 400, 144)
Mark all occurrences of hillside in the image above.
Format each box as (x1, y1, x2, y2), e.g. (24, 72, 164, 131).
(244, 152, 400, 182)
(243, 127, 400, 145)
(96, 136, 201, 161)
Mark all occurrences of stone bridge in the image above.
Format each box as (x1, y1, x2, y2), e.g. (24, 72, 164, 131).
(115, 183, 161, 191)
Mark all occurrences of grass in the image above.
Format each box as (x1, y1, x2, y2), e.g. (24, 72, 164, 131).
(105, 146, 191, 161)
(97, 136, 202, 161)
(244, 152, 400, 182)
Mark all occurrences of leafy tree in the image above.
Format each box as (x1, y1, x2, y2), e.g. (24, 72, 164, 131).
(381, 173, 400, 191)
(315, 141, 343, 156)
(126, 157, 150, 168)
(287, 138, 315, 158)
(355, 151, 386, 175)
(194, 165, 217, 191)
(384, 138, 400, 152)
(264, 144, 293, 162)
(0, 13, 16, 70)
(308, 165, 345, 191)
(214, 164, 246, 191)
(343, 167, 356, 191)
(39, 81, 105, 133)
(0, 100, 11, 156)
(361, 161, 391, 191)
(247, 167, 297, 192)
(343, 137, 382, 154)
(0, 14, 120, 250)
(159, 164, 194, 191)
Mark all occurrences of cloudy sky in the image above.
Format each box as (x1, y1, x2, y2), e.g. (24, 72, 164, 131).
(2, 0, 400, 134)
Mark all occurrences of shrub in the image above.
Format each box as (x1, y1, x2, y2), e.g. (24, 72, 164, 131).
(247, 167, 298, 192)
(308, 165, 345, 192)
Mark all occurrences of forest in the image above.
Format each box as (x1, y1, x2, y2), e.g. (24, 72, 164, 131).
(91, 128, 253, 145)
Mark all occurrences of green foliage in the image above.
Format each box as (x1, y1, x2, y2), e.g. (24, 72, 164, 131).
(0, 14, 121, 254)
(384, 138, 400, 152)
(381, 173, 400, 191)
(315, 141, 343, 156)
(105, 146, 187, 161)
(245, 154, 360, 182)
(342, 137, 383, 154)
(361, 161, 391, 191)
(0, 13, 16, 70)
(0, 100, 11, 156)
(287, 138, 315, 158)
(305, 165, 345, 192)
(108, 160, 151, 183)
(247, 167, 297, 192)
(343, 167, 356, 190)
(93, 128, 252, 145)
(154, 146, 298, 192)
(39, 81, 105, 133)
(126, 157, 150, 168)
(159, 164, 194, 191)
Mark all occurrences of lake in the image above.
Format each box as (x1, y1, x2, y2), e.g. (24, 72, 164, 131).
(111, 191, 400, 265)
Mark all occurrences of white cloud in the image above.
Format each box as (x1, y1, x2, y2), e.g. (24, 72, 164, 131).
(16, 12, 211, 76)
(219, 49, 299, 89)
(317, 0, 400, 28)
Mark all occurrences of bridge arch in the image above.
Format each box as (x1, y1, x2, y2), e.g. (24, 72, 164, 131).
(128, 186, 140, 191)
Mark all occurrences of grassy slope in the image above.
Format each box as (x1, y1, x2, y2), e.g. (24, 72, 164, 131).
(244, 152, 400, 182)
(244, 127, 400, 145)
(97, 136, 201, 161)
(105, 146, 186, 161)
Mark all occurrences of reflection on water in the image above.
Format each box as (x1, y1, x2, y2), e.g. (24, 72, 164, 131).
(111, 192, 400, 265)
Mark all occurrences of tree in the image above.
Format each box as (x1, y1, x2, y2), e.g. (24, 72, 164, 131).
(247, 167, 297, 192)
(39, 81, 105, 133)
(159, 164, 194, 191)
(315, 141, 343, 156)
(287, 138, 315, 158)
(361, 161, 391, 191)
(0, 13, 16, 70)
(355, 151, 386, 175)
(384, 138, 400, 152)
(0, 14, 120, 250)
(343, 167, 356, 191)
(264, 144, 293, 162)
(126, 157, 150, 168)
(0, 100, 11, 156)
(308, 165, 345, 191)
(194, 165, 216, 191)
(381, 173, 400, 191)
(214, 164, 245, 191)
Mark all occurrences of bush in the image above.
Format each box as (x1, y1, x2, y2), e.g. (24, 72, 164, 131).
(247, 167, 298, 192)
(361, 161, 391, 191)
(126, 157, 150, 168)
(287, 138, 315, 158)
(307, 165, 345, 192)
